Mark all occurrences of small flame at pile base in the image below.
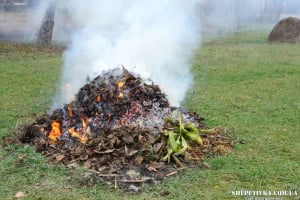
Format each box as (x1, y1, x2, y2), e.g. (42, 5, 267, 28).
(48, 121, 61, 141)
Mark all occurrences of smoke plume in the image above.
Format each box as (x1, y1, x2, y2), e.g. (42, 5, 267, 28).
(51, 0, 201, 109)
(28, 0, 299, 109)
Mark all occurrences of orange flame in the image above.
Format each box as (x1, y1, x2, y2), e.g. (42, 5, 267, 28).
(117, 81, 125, 98)
(117, 81, 125, 88)
(118, 92, 124, 98)
(96, 95, 101, 102)
(82, 118, 87, 128)
(80, 136, 88, 144)
(48, 121, 61, 141)
(68, 127, 80, 138)
(68, 127, 88, 144)
(67, 105, 73, 117)
(68, 127, 90, 144)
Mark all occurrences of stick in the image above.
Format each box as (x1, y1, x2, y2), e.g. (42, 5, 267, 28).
(171, 154, 185, 168)
(165, 171, 178, 177)
(114, 175, 118, 189)
(116, 179, 145, 183)
(97, 174, 120, 177)
(87, 169, 119, 177)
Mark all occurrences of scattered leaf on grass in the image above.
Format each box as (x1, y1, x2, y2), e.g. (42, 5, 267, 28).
(16, 156, 24, 166)
(14, 191, 25, 198)
(201, 162, 212, 170)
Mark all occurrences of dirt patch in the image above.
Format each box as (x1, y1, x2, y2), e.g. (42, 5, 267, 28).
(268, 17, 300, 43)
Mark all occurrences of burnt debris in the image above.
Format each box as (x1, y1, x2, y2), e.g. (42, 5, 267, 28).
(14, 67, 233, 191)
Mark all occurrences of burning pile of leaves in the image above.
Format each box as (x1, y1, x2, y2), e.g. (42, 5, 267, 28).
(14, 67, 234, 192)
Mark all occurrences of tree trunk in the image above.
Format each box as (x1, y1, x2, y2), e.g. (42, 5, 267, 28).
(37, 2, 56, 46)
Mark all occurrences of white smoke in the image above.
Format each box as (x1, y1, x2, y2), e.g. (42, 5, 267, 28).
(51, 0, 201, 109)
(30, 0, 298, 110)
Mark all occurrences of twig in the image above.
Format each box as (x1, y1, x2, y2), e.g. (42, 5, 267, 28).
(87, 169, 119, 177)
(117, 179, 145, 183)
(97, 174, 120, 177)
(175, 167, 187, 171)
(165, 171, 177, 177)
(214, 135, 232, 140)
(171, 154, 185, 168)
(114, 175, 117, 189)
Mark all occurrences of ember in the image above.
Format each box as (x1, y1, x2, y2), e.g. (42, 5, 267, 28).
(17, 67, 233, 191)
(96, 95, 101, 102)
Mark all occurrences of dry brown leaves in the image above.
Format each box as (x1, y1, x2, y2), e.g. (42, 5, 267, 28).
(8, 68, 234, 192)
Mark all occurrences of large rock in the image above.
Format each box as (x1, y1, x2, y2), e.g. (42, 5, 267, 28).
(268, 17, 300, 43)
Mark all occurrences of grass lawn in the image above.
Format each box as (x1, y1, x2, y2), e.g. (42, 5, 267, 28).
(0, 30, 299, 199)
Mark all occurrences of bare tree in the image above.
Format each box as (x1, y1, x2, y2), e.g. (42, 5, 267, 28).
(37, 1, 56, 46)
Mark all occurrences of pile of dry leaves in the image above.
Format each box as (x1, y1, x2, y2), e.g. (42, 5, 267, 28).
(12, 67, 234, 192)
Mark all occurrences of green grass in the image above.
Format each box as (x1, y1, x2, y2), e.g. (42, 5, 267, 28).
(0, 30, 299, 199)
